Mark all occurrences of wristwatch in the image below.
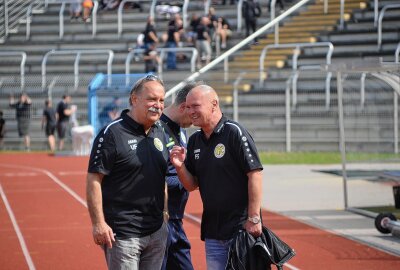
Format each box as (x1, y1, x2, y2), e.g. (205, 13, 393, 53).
(248, 215, 261, 224)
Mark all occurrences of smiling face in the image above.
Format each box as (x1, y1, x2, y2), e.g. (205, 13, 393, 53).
(185, 86, 218, 130)
(130, 80, 165, 131)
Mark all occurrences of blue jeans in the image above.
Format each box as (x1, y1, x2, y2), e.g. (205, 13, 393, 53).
(161, 219, 194, 270)
(104, 222, 168, 270)
(205, 238, 232, 270)
(166, 41, 177, 69)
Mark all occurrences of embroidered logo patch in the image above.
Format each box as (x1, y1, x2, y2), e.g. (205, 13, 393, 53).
(214, 143, 225, 158)
(154, 138, 164, 152)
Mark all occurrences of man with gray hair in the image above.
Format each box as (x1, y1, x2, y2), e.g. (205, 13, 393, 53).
(86, 74, 169, 270)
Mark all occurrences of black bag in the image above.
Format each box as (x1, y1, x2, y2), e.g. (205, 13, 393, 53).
(256, 226, 296, 270)
(226, 225, 296, 270)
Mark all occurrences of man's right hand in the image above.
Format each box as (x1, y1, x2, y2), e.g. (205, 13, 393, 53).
(170, 146, 186, 169)
(92, 222, 115, 248)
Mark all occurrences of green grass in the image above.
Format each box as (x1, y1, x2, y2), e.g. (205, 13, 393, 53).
(360, 206, 400, 219)
(259, 152, 400, 164)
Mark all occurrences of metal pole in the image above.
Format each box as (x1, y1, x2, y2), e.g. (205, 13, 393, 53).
(285, 76, 292, 152)
(394, 92, 398, 154)
(237, 0, 243, 32)
(339, 0, 345, 30)
(59, 2, 65, 39)
(337, 71, 349, 209)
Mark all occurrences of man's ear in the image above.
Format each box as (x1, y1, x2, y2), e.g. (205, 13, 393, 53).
(179, 102, 186, 113)
(130, 94, 137, 106)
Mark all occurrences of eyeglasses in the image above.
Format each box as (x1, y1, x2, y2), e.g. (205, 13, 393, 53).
(129, 74, 164, 97)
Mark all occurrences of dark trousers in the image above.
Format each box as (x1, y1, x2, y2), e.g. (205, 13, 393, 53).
(245, 19, 258, 42)
(161, 219, 194, 270)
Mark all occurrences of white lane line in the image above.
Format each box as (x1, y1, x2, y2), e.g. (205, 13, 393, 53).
(58, 171, 86, 176)
(183, 213, 301, 270)
(0, 164, 87, 208)
(0, 183, 36, 270)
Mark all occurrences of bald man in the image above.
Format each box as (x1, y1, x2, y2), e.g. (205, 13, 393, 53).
(170, 85, 264, 269)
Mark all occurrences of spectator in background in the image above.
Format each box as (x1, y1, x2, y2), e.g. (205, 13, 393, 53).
(9, 92, 32, 151)
(143, 16, 159, 49)
(196, 16, 212, 69)
(56, 94, 76, 151)
(207, 7, 218, 44)
(216, 17, 232, 49)
(144, 43, 161, 73)
(186, 13, 200, 46)
(242, 0, 262, 43)
(99, 96, 122, 128)
(166, 14, 182, 70)
(42, 99, 57, 152)
(267, 0, 285, 11)
(69, 0, 82, 21)
(82, 0, 93, 22)
(0, 110, 5, 149)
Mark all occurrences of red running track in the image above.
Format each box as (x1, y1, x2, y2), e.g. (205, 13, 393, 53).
(0, 153, 399, 270)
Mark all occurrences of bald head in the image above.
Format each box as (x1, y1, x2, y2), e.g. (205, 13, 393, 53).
(186, 84, 222, 135)
(188, 85, 219, 104)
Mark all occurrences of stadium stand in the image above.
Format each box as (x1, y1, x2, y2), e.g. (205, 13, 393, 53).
(0, 0, 399, 153)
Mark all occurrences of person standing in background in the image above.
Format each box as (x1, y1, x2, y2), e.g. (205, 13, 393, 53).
(242, 0, 262, 43)
(56, 94, 76, 151)
(0, 110, 5, 149)
(160, 83, 196, 270)
(42, 99, 57, 152)
(9, 92, 32, 151)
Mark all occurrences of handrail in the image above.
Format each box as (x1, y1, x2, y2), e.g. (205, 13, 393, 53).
(270, 0, 279, 45)
(118, 0, 154, 38)
(396, 42, 400, 63)
(165, 0, 311, 98)
(125, 47, 198, 81)
(25, 3, 33, 40)
(182, 0, 189, 29)
(158, 47, 198, 80)
(42, 49, 114, 90)
(237, 0, 244, 32)
(60, 0, 99, 39)
(232, 71, 246, 122)
(285, 75, 293, 152)
(377, 4, 400, 49)
(259, 42, 334, 109)
(1, 0, 47, 43)
(360, 73, 366, 108)
(339, 0, 345, 30)
(0, 51, 27, 89)
(204, 0, 211, 14)
(374, 0, 379, 27)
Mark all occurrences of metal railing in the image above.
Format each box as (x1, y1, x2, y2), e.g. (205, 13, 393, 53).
(259, 42, 334, 108)
(236, 0, 244, 32)
(0, 0, 46, 43)
(165, 0, 312, 98)
(0, 51, 27, 89)
(117, 0, 156, 38)
(396, 42, 400, 63)
(232, 71, 246, 122)
(41, 49, 114, 90)
(374, 0, 379, 27)
(377, 4, 400, 49)
(59, 0, 99, 39)
(125, 47, 198, 82)
(182, 0, 189, 29)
